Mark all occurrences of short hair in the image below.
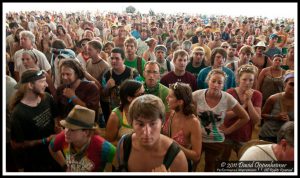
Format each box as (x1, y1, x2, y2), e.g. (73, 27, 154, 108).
(103, 41, 115, 50)
(111, 47, 125, 60)
(169, 82, 195, 116)
(20, 30, 35, 44)
(182, 40, 192, 50)
(88, 40, 103, 52)
(173, 49, 188, 62)
(277, 121, 294, 147)
(205, 69, 227, 83)
(210, 47, 227, 66)
(119, 79, 143, 111)
(144, 61, 161, 71)
(124, 37, 137, 48)
(129, 94, 165, 123)
(52, 39, 67, 49)
(59, 59, 85, 80)
(239, 45, 254, 55)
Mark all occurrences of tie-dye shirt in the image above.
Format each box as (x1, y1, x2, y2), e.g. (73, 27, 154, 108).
(50, 131, 116, 172)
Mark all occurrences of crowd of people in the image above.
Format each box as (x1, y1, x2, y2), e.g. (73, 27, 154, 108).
(5, 9, 295, 173)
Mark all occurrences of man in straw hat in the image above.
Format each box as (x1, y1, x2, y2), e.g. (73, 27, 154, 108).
(10, 69, 61, 171)
(49, 105, 116, 172)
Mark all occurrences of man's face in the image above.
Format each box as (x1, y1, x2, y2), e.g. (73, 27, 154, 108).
(155, 50, 165, 61)
(125, 42, 137, 56)
(110, 52, 124, 70)
(87, 44, 99, 58)
(228, 47, 236, 57)
(193, 51, 205, 63)
(132, 117, 162, 147)
(144, 64, 160, 87)
(31, 77, 48, 96)
(60, 66, 77, 86)
(173, 55, 188, 72)
(213, 53, 225, 68)
(20, 36, 32, 49)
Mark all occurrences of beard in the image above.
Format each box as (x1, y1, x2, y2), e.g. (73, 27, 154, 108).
(32, 87, 45, 99)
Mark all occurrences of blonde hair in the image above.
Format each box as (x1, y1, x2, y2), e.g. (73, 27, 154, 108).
(205, 69, 227, 83)
(236, 64, 258, 78)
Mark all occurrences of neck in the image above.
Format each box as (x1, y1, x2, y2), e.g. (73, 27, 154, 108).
(192, 59, 202, 67)
(72, 137, 90, 150)
(207, 89, 222, 98)
(127, 54, 135, 61)
(70, 79, 81, 90)
(174, 69, 185, 76)
(283, 91, 293, 99)
(22, 92, 41, 106)
(91, 55, 102, 63)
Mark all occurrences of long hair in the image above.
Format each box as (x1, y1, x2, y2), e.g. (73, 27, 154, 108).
(8, 84, 28, 112)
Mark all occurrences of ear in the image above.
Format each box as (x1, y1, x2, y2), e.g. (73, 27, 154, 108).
(280, 139, 288, 151)
(28, 82, 34, 90)
(127, 96, 133, 103)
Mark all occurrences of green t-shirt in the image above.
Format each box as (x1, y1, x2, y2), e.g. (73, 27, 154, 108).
(124, 56, 147, 77)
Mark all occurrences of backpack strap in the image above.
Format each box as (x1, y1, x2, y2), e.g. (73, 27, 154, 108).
(129, 67, 134, 79)
(163, 142, 180, 170)
(117, 133, 132, 171)
(231, 62, 235, 71)
(255, 145, 276, 161)
(136, 57, 143, 76)
(166, 60, 171, 72)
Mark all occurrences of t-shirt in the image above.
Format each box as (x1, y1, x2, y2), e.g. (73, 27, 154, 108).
(10, 92, 58, 171)
(197, 66, 236, 91)
(224, 88, 262, 142)
(185, 60, 207, 78)
(13, 48, 51, 78)
(160, 71, 197, 91)
(193, 89, 237, 143)
(124, 57, 146, 77)
(55, 81, 100, 119)
(50, 131, 116, 172)
(240, 144, 277, 161)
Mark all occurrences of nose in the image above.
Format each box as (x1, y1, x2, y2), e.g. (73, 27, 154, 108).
(143, 124, 151, 135)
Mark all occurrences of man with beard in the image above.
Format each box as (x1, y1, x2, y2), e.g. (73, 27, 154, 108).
(9, 69, 61, 171)
(55, 59, 100, 125)
(224, 43, 239, 65)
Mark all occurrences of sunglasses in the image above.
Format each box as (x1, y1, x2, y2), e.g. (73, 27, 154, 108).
(221, 46, 229, 48)
(288, 82, 294, 87)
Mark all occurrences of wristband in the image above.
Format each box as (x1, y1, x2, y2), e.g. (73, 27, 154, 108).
(68, 95, 77, 103)
(42, 138, 47, 145)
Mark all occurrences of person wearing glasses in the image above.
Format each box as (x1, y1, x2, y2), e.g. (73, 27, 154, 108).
(106, 80, 144, 146)
(162, 82, 202, 172)
(241, 121, 294, 161)
(143, 61, 170, 120)
(256, 54, 286, 105)
(9, 69, 61, 171)
(221, 64, 262, 161)
(49, 105, 116, 172)
(116, 94, 188, 172)
(259, 71, 294, 143)
(193, 69, 249, 172)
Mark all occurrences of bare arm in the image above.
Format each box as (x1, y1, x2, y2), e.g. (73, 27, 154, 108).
(105, 112, 120, 146)
(223, 103, 249, 135)
(256, 68, 267, 91)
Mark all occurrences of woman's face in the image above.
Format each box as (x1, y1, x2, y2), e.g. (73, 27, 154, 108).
(238, 73, 255, 90)
(22, 53, 36, 69)
(284, 78, 294, 95)
(208, 73, 225, 92)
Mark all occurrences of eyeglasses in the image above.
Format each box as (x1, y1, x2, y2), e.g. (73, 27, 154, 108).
(221, 46, 229, 48)
(145, 70, 160, 75)
(238, 66, 256, 74)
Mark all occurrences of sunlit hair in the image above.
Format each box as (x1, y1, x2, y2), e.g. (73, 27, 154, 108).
(88, 40, 103, 52)
(236, 64, 258, 78)
(144, 61, 161, 71)
(205, 69, 227, 83)
(124, 37, 137, 48)
(128, 94, 165, 124)
(20, 30, 35, 44)
(239, 45, 254, 55)
(169, 82, 195, 116)
(173, 49, 188, 62)
(277, 121, 294, 147)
